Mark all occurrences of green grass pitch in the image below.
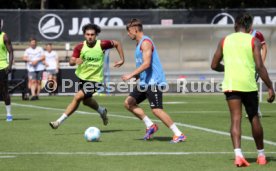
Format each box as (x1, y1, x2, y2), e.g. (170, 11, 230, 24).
(0, 94, 275, 171)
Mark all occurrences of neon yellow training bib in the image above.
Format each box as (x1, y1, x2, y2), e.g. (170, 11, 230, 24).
(75, 40, 105, 82)
(0, 32, 8, 70)
(222, 32, 258, 92)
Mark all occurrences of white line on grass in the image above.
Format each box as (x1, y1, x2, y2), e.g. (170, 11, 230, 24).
(0, 156, 16, 158)
(12, 103, 276, 146)
(0, 152, 276, 156)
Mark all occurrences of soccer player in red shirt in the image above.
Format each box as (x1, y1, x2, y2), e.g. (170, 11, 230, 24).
(249, 18, 268, 117)
(49, 24, 124, 129)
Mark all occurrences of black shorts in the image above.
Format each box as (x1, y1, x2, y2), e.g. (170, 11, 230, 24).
(224, 91, 258, 117)
(0, 69, 9, 100)
(129, 85, 164, 109)
(78, 80, 103, 99)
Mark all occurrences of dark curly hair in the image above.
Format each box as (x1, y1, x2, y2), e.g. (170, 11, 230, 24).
(234, 13, 253, 32)
(82, 23, 101, 35)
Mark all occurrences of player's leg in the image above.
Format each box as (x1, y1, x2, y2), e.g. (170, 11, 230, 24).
(0, 69, 12, 121)
(52, 74, 58, 94)
(3, 85, 12, 122)
(124, 96, 147, 120)
(225, 92, 249, 167)
(124, 86, 156, 139)
(27, 73, 32, 98)
(255, 72, 262, 117)
(243, 91, 266, 165)
(35, 71, 43, 99)
(83, 97, 108, 125)
(81, 81, 108, 125)
(47, 70, 58, 94)
(30, 76, 37, 100)
(148, 86, 185, 143)
(49, 90, 85, 129)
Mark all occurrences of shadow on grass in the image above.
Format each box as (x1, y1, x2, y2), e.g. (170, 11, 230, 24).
(54, 132, 83, 136)
(153, 136, 172, 141)
(260, 115, 273, 118)
(241, 156, 276, 163)
(54, 129, 140, 136)
(0, 118, 31, 121)
(101, 129, 140, 133)
(134, 136, 172, 141)
(267, 156, 276, 162)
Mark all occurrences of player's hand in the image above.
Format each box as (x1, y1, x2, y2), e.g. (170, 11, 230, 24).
(76, 58, 83, 65)
(114, 60, 124, 68)
(267, 88, 275, 103)
(121, 74, 133, 81)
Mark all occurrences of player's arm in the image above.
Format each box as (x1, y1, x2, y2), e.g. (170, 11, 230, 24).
(101, 40, 124, 67)
(32, 50, 45, 66)
(261, 43, 267, 63)
(69, 44, 83, 66)
(121, 40, 152, 81)
(253, 38, 275, 103)
(111, 40, 125, 68)
(69, 57, 82, 66)
(4, 33, 14, 73)
(22, 49, 29, 62)
(256, 31, 267, 63)
(211, 39, 224, 72)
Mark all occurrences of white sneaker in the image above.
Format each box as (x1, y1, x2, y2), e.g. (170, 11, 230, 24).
(49, 121, 60, 129)
(100, 108, 108, 126)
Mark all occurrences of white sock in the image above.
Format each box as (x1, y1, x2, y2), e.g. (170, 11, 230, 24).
(257, 149, 265, 157)
(142, 116, 154, 129)
(6, 105, 11, 116)
(97, 106, 105, 115)
(258, 105, 262, 115)
(234, 148, 243, 157)
(56, 113, 68, 124)
(170, 123, 182, 136)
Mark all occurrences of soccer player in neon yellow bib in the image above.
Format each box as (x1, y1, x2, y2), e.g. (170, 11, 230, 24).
(211, 13, 275, 167)
(49, 24, 125, 129)
(0, 19, 14, 122)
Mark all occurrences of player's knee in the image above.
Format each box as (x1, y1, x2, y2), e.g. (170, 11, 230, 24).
(124, 99, 131, 109)
(74, 93, 84, 102)
(124, 98, 135, 110)
(151, 108, 162, 115)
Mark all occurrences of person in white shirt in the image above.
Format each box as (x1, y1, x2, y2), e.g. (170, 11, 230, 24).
(22, 38, 45, 100)
(44, 43, 59, 94)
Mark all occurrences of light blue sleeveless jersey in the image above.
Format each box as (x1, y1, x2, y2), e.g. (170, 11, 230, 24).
(135, 35, 167, 87)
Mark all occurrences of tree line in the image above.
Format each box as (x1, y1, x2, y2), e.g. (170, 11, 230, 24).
(0, 0, 275, 9)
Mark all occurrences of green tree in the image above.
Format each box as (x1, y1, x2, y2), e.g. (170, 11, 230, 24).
(0, 0, 276, 9)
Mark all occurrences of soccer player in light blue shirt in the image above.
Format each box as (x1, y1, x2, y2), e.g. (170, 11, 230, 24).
(122, 18, 186, 143)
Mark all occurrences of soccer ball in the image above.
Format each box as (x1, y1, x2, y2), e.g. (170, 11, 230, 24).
(84, 127, 101, 142)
